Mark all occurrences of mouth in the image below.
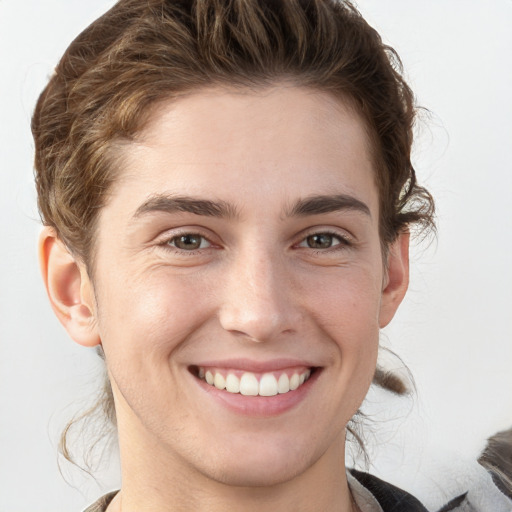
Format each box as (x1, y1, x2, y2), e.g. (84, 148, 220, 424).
(189, 361, 321, 416)
(190, 365, 317, 397)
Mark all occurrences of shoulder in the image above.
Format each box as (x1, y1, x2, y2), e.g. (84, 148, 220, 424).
(348, 469, 512, 512)
(349, 469, 429, 511)
(82, 491, 118, 512)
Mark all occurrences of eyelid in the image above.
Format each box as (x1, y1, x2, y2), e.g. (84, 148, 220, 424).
(154, 227, 219, 251)
(168, 234, 212, 250)
(295, 227, 354, 248)
(296, 234, 343, 249)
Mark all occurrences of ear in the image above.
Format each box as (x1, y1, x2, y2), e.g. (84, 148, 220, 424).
(38, 227, 100, 347)
(379, 231, 410, 328)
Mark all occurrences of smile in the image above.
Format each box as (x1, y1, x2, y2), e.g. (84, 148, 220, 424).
(196, 367, 313, 397)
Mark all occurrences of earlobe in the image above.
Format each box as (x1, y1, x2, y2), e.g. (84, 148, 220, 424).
(39, 227, 100, 347)
(379, 232, 410, 328)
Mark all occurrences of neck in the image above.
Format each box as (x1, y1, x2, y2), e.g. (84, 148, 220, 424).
(113, 419, 356, 512)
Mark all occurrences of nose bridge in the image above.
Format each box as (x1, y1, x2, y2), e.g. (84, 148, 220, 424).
(219, 242, 298, 342)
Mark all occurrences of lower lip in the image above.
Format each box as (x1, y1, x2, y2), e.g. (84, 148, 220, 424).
(194, 370, 320, 417)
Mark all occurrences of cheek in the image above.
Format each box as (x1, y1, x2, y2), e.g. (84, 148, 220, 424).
(94, 270, 216, 426)
(304, 265, 383, 339)
(96, 269, 214, 365)
(302, 267, 382, 392)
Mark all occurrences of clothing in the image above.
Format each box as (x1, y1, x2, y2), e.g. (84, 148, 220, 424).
(83, 491, 118, 512)
(348, 469, 512, 512)
(348, 470, 428, 511)
(83, 470, 512, 512)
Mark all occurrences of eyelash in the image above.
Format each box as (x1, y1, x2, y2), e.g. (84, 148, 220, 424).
(295, 230, 352, 252)
(160, 232, 213, 254)
(158, 229, 352, 256)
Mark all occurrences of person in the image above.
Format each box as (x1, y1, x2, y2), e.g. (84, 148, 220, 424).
(31, 1, 512, 511)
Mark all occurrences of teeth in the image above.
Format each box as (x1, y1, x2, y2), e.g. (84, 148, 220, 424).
(259, 373, 278, 396)
(240, 372, 259, 396)
(198, 368, 312, 396)
(289, 373, 300, 391)
(277, 373, 290, 394)
(214, 373, 226, 390)
(225, 373, 240, 393)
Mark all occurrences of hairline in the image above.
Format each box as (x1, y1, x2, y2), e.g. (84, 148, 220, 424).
(77, 82, 393, 278)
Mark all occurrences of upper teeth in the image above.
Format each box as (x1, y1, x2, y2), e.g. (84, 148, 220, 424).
(199, 368, 312, 396)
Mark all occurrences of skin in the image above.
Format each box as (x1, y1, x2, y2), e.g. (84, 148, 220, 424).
(40, 85, 409, 511)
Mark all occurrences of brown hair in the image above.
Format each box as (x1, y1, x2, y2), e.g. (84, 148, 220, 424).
(33, 0, 434, 468)
(33, 0, 434, 265)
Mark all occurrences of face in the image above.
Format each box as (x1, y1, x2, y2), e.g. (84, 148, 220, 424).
(74, 86, 407, 487)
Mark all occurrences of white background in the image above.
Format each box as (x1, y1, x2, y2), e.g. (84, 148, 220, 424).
(0, 1, 511, 510)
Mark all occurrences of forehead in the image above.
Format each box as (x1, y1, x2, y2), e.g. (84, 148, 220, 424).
(108, 85, 378, 219)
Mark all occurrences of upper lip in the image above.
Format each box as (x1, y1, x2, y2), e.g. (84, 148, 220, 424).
(191, 358, 317, 373)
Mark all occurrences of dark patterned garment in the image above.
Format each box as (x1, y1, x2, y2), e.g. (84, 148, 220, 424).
(348, 469, 512, 512)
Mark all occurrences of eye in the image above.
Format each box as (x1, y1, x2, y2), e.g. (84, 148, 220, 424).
(167, 234, 211, 251)
(298, 232, 347, 250)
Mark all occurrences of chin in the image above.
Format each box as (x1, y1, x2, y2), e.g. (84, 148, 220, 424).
(194, 434, 321, 488)
(205, 458, 308, 488)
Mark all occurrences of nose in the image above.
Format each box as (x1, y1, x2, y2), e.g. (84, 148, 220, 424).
(218, 247, 301, 342)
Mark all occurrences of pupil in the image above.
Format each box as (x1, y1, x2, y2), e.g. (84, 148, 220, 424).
(176, 235, 201, 250)
(307, 234, 332, 249)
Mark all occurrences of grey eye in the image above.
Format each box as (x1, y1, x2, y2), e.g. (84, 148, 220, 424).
(305, 233, 337, 249)
(170, 234, 209, 250)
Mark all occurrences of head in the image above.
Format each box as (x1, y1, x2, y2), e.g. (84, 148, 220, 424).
(33, 0, 433, 266)
(34, 0, 434, 487)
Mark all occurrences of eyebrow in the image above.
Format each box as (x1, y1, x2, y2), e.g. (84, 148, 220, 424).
(286, 194, 371, 218)
(133, 194, 240, 219)
(132, 193, 371, 220)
